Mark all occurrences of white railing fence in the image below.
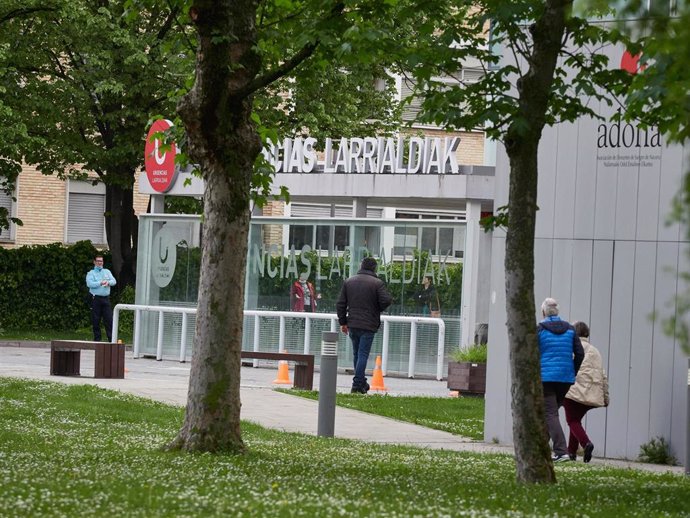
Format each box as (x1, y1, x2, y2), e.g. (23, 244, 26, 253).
(113, 304, 447, 380)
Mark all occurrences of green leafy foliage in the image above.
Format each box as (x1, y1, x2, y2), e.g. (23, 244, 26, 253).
(0, 241, 105, 330)
(0, 1, 193, 278)
(638, 436, 677, 466)
(450, 343, 488, 363)
(406, 0, 634, 138)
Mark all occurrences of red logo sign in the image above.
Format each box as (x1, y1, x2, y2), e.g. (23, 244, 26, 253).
(144, 119, 177, 193)
(620, 51, 644, 74)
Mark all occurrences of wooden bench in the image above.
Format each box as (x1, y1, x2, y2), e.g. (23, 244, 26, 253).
(50, 340, 126, 379)
(241, 351, 314, 390)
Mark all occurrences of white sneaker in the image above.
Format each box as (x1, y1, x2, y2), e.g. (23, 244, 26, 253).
(552, 454, 571, 463)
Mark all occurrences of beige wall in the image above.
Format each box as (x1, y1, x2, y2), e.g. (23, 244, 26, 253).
(1, 164, 150, 249)
(403, 128, 485, 166)
(14, 165, 67, 246)
(261, 200, 284, 246)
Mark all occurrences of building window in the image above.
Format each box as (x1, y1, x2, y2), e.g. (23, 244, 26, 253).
(287, 203, 382, 252)
(0, 189, 15, 242)
(66, 180, 106, 244)
(394, 211, 465, 258)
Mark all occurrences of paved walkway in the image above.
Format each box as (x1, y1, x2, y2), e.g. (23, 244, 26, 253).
(0, 343, 684, 475)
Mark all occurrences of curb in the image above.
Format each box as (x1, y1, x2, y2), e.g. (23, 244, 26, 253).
(0, 341, 133, 351)
(0, 341, 50, 348)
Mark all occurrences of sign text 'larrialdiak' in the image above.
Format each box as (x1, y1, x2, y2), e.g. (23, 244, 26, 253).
(263, 136, 461, 174)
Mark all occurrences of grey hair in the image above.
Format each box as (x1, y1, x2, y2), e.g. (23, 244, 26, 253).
(541, 297, 559, 317)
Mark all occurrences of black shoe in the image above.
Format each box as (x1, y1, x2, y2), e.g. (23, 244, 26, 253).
(552, 454, 571, 463)
(350, 386, 367, 394)
(583, 443, 594, 463)
(569, 453, 576, 461)
(363, 382, 370, 393)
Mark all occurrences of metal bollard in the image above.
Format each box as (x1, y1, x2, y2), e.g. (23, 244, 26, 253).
(317, 331, 339, 437)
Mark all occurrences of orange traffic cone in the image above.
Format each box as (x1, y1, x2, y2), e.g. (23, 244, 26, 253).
(369, 355, 388, 392)
(273, 359, 292, 385)
(117, 340, 129, 373)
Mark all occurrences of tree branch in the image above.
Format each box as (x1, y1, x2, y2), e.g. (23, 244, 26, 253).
(155, 3, 181, 41)
(239, 1, 345, 97)
(0, 5, 57, 26)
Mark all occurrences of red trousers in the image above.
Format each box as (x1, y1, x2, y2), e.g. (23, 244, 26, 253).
(563, 398, 594, 455)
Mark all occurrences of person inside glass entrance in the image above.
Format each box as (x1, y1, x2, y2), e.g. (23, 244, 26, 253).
(291, 272, 320, 312)
(416, 275, 440, 316)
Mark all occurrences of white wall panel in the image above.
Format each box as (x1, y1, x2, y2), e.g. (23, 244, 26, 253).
(626, 242, 656, 456)
(549, 239, 574, 318)
(536, 129, 558, 239)
(569, 240, 593, 322)
(573, 117, 600, 239)
(593, 153, 618, 240)
(533, 239, 554, 307)
(586, 240, 614, 455)
(670, 243, 687, 462)
(635, 153, 662, 241)
(649, 242, 679, 442)
(614, 150, 640, 241)
(604, 241, 635, 458)
(494, 143, 510, 210)
(553, 122, 578, 240)
(657, 144, 684, 242)
(670, 329, 688, 462)
(484, 236, 512, 443)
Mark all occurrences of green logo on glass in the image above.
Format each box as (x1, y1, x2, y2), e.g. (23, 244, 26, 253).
(152, 228, 177, 288)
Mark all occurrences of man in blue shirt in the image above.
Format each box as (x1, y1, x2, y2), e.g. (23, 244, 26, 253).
(86, 255, 117, 342)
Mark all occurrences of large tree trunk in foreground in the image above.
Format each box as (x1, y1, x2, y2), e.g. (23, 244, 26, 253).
(168, 0, 261, 453)
(504, 0, 569, 484)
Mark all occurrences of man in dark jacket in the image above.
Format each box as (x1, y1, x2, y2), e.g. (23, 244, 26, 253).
(336, 257, 393, 394)
(538, 297, 585, 462)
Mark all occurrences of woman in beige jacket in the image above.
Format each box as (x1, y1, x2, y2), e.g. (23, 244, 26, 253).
(563, 321, 609, 463)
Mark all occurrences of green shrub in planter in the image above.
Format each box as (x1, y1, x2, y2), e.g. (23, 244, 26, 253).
(447, 343, 487, 394)
(450, 343, 487, 364)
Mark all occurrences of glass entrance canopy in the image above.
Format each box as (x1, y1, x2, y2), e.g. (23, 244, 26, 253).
(135, 214, 467, 377)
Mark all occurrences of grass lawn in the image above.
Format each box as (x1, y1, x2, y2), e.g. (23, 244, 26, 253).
(280, 389, 485, 440)
(1, 378, 689, 517)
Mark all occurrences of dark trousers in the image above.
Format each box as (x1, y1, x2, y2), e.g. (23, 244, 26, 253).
(543, 382, 571, 456)
(91, 295, 113, 342)
(349, 328, 375, 389)
(563, 398, 593, 455)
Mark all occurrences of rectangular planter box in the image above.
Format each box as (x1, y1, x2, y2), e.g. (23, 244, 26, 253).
(447, 361, 486, 395)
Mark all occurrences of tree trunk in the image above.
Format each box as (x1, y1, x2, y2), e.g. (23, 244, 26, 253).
(504, 0, 569, 483)
(104, 182, 137, 289)
(505, 140, 555, 484)
(168, 0, 262, 453)
(168, 169, 251, 452)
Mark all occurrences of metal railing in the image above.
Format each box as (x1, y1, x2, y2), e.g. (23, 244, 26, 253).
(113, 304, 446, 379)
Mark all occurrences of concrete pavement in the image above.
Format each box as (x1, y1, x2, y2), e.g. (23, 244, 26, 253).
(0, 344, 684, 475)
